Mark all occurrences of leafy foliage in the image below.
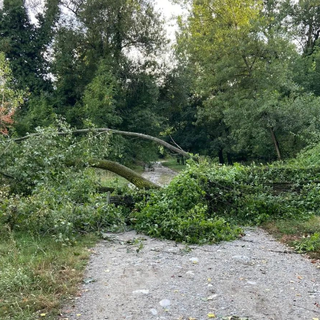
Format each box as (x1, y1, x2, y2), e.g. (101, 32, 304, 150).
(132, 153, 320, 243)
(132, 162, 243, 244)
(0, 0, 59, 92)
(0, 122, 131, 244)
(0, 52, 24, 134)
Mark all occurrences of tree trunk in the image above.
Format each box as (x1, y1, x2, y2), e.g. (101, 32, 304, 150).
(218, 149, 224, 164)
(88, 159, 159, 189)
(14, 128, 192, 159)
(269, 128, 282, 161)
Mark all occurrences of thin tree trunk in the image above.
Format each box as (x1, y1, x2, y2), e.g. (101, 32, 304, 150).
(14, 128, 192, 159)
(269, 128, 282, 161)
(218, 149, 224, 164)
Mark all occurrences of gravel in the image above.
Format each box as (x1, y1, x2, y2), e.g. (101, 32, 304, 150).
(60, 228, 320, 320)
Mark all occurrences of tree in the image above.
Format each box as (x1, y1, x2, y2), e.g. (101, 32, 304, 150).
(283, 0, 320, 55)
(0, 124, 191, 192)
(53, 0, 165, 103)
(174, 0, 313, 162)
(82, 60, 122, 128)
(0, 0, 60, 93)
(0, 52, 24, 135)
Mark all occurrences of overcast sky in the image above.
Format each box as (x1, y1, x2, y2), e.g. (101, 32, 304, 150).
(155, 0, 184, 41)
(0, 0, 185, 43)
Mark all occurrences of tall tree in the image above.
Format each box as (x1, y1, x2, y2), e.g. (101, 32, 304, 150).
(0, 0, 60, 93)
(52, 0, 166, 129)
(174, 0, 312, 162)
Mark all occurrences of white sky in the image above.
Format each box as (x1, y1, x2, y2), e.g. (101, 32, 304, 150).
(154, 0, 184, 40)
(0, 0, 185, 41)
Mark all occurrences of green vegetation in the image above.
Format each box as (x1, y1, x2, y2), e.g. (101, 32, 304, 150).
(161, 157, 187, 172)
(0, 230, 97, 320)
(263, 216, 320, 258)
(1, 0, 320, 318)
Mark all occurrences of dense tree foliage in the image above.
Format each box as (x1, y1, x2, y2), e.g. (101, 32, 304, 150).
(0, 52, 24, 134)
(0, 0, 59, 92)
(1, 0, 319, 164)
(1, 0, 320, 242)
(173, 0, 320, 162)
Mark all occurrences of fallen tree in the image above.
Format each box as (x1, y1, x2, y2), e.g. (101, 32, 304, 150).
(14, 128, 191, 159)
(9, 128, 190, 189)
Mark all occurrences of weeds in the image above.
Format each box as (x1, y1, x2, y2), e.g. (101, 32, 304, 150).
(0, 230, 97, 320)
(263, 216, 320, 259)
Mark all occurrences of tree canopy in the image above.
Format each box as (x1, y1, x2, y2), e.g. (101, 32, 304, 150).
(0, 0, 320, 164)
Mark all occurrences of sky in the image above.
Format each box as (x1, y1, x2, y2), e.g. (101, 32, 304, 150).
(0, 0, 185, 37)
(154, 0, 185, 40)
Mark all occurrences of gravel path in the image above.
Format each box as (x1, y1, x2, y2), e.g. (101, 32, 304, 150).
(60, 165, 320, 320)
(61, 229, 320, 320)
(141, 162, 178, 186)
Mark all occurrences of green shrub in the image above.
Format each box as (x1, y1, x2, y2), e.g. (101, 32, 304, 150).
(131, 161, 243, 244)
(132, 158, 320, 244)
(294, 233, 320, 253)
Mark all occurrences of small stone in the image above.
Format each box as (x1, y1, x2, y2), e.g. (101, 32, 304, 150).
(189, 257, 199, 264)
(232, 255, 251, 264)
(159, 299, 171, 308)
(186, 271, 195, 277)
(132, 290, 149, 295)
(83, 278, 96, 284)
(207, 294, 218, 300)
(247, 281, 257, 285)
(150, 308, 158, 316)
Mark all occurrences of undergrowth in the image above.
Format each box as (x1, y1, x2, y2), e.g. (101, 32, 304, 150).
(2, 132, 320, 318)
(131, 157, 320, 243)
(0, 229, 97, 320)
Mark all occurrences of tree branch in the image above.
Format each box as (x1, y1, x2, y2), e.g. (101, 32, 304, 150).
(14, 128, 192, 159)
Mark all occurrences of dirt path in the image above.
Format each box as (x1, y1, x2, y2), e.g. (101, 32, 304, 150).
(61, 229, 320, 320)
(141, 162, 178, 186)
(60, 165, 320, 320)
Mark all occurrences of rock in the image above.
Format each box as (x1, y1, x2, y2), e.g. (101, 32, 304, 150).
(189, 257, 199, 264)
(186, 271, 195, 277)
(150, 308, 158, 315)
(132, 290, 149, 295)
(83, 278, 96, 284)
(159, 299, 171, 308)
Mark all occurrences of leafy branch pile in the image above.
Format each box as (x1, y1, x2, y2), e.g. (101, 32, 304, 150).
(0, 125, 131, 244)
(131, 151, 320, 243)
(2, 124, 320, 245)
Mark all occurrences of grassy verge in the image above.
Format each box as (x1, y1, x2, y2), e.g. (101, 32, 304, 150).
(0, 228, 98, 320)
(262, 215, 320, 260)
(95, 168, 129, 189)
(161, 157, 186, 172)
(95, 164, 145, 190)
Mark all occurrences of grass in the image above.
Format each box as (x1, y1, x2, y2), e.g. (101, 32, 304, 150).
(262, 215, 320, 259)
(161, 157, 186, 172)
(0, 227, 98, 320)
(95, 168, 129, 189)
(95, 164, 145, 190)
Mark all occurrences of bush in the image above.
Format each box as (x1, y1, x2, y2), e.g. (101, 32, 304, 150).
(131, 161, 243, 244)
(132, 157, 320, 243)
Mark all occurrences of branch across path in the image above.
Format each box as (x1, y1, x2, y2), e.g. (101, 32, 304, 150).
(14, 128, 192, 159)
(13, 128, 192, 188)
